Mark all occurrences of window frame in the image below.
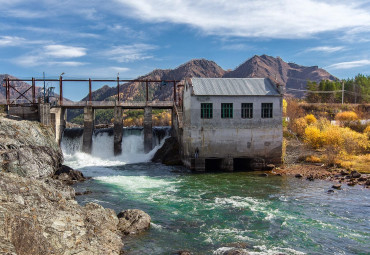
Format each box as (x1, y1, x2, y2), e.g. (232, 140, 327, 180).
(261, 103, 273, 118)
(200, 103, 213, 119)
(241, 103, 253, 119)
(221, 103, 233, 119)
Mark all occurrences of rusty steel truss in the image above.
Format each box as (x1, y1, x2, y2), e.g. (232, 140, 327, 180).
(1, 77, 181, 106)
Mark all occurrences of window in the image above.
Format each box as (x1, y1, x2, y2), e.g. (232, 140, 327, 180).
(201, 103, 213, 119)
(241, 103, 253, 119)
(261, 103, 273, 118)
(221, 103, 233, 118)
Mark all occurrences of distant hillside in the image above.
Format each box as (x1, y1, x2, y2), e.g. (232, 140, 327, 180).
(77, 55, 335, 104)
(79, 59, 226, 103)
(223, 55, 336, 96)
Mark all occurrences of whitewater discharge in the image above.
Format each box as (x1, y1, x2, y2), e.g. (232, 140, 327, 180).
(61, 127, 168, 169)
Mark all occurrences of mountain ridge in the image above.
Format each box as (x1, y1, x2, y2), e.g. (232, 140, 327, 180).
(1, 55, 336, 102)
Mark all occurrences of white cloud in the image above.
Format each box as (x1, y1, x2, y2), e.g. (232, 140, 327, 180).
(44, 45, 87, 58)
(0, 35, 50, 47)
(14, 43, 88, 67)
(103, 44, 156, 62)
(221, 44, 252, 51)
(306, 46, 345, 53)
(114, 0, 370, 38)
(49, 61, 86, 66)
(327, 60, 370, 69)
(0, 36, 26, 46)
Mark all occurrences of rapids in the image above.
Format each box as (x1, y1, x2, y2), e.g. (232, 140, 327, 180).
(61, 128, 370, 255)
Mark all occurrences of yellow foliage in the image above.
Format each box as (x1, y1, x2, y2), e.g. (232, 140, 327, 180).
(304, 114, 317, 125)
(304, 121, 369, 155)
(336, 154, 370, 174)
(305, 155, 321, 163)
(335, 111, 358, 127)
(292, 117, 307, 136)
(304, 126, 323, 149)
(364, 125, 370, 138)
(282, 99, 287, 116)
(315, 117, 331, 131)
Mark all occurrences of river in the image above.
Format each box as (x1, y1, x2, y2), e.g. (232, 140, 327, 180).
(61, 128, 370, 255)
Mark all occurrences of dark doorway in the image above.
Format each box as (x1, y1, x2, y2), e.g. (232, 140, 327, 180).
(233, 158, 253, 171)
(205, 158, 223, 172)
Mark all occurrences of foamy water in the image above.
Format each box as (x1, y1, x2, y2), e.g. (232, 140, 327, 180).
(61, 128, 370, 255)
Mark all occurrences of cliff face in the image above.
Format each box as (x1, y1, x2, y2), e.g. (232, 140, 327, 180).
(0, 116, 124, 254)
(0, 115, 62, 178)
(0, 172, 123, 255)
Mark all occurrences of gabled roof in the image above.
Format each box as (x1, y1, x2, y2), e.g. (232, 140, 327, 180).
(191, 78, 280, 96)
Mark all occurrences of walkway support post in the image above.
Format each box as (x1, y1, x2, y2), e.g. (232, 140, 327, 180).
(89, 78, 92, 103)
(59, 76, 63, 105)
(6, 78, 10, 105)
(32, 77, 36, 104)
(144, 106, 152, 153)
(113, 106, 123, 155)
(82, 106, 94, 153)
(117, 76, 120, 101)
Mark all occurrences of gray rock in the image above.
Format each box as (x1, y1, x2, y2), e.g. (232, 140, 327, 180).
(222, 248, 249, 255)
(176, 250, 192, 255)
(53, 165, 86, 184)
(340, 170, 349, 176)
(327, 189, 334, 193)
(295, 174, 303, 178)
(117, 209, 151, 235)
(351, 171, 361, 178)
(332, 184, 341, 190)
(0, 172, 123, 255)
(0, 117, 62, 178)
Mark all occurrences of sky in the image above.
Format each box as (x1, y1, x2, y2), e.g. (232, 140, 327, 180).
(1, 0, 370, 100)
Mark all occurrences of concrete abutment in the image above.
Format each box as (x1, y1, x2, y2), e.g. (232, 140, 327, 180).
(82, 106, 95, 153)
(144, 106, 152, 153)
(113, 106, 123, 155)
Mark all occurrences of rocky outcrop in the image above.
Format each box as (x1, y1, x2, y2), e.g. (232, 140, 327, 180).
(151, 137, 182, 165)
(117, 209, 151, 235)
(0, 116, 62, 178)
(53, 165, 87, 185)
(0, 172, 123, 255)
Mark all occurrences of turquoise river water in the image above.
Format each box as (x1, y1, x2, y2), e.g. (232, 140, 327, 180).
(62, 129, 370, 255)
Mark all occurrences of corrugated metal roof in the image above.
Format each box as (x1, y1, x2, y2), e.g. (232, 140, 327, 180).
(191, 78, 280, 96)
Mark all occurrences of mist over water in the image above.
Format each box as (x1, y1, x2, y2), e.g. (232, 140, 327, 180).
(61, 127, 370, 255)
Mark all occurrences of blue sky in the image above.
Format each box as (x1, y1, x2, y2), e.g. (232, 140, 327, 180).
(1, 0, 370, 100)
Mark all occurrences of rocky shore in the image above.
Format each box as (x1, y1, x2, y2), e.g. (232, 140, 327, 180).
(0, 115, 151, 255)
(271, 164, 370, 188)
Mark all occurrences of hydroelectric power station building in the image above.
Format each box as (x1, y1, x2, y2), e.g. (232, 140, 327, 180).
(180, 78, 283, 171)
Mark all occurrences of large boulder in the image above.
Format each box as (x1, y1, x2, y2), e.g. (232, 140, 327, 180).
(0, 116, 62, 178)
(53, 165, 86, 184)
(152, 137, 182, 165)
(117, 209, 151, 235)
(0, 172, 123, 255)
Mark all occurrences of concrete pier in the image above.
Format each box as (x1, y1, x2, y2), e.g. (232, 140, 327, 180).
(38, 104, 51, 125)
(113, 106, 123, 155)
(144, 106, 152, 153)
(50, 107, 66, 145)
(82, 106, 95, 153)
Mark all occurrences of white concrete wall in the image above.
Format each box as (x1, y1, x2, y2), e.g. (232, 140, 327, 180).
(181, 85, 283, 164)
